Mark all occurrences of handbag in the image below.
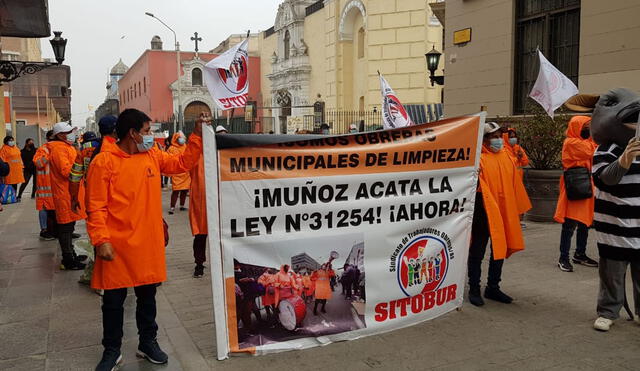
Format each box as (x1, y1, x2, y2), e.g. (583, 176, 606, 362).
(564, 167, 593, 200)
(0, 184, 16, 204)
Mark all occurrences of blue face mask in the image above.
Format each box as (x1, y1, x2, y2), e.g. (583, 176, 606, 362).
(136, 133, 155, 153)
(177, 137, 186, 145)
(489, 138, 503, 152)
(509, 138, 518, 146)
(7, 140, 15, 147)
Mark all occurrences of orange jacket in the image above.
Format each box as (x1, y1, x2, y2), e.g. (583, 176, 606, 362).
(0, 144, 25, 185)
(257, 272, 276, 306)
(189, 157, 207, 235)
(167, 133, 191, 191)
(479, 146, 532, 260)
(554, 116, 597, 226)
(48, 141, 87, 224)
(33, 143, 55, 211)
(503, 130, 530, 168)
(69, 145, 97, 204)
(311, 269, 334, 300)
(87, 134, 203, 290)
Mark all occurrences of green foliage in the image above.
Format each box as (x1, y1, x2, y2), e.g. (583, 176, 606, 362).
(516, 99, 569, 170)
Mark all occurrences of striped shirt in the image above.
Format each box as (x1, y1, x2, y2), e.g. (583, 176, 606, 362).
(592, 142, 640, 260)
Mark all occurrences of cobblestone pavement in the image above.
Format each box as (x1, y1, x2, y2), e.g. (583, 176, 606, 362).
(1, 193, 639, 371)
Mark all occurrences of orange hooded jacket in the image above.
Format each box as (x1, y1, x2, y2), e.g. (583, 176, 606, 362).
(311, 268, 334, 300)
(189, 156, 207, 236)
(48, 141, 87, 224)
(553, 116, 597, 226)
(503, 129, 530, 168)
(33, 143, 55, 211)
(0, 144, 25, 185)
(479, 146, 532, 259)
(167, 133, 191, 191)
(86, 134, 202, 290)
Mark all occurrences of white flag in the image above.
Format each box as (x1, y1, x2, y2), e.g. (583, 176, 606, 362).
(204, 39, 249, 110)
(379, 73, 413, 130)
(528, 50, 578, 118)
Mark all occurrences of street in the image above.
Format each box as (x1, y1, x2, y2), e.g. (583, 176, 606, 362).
(1, 191, 639, 371)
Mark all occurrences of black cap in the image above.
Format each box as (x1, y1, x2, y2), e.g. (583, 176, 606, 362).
(98, 115, 118, 135)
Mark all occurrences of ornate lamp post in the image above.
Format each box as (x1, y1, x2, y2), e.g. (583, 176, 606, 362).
(425, 45, 444, 86)
(0, 31, 67, 84)
(145, 12, 183, 133)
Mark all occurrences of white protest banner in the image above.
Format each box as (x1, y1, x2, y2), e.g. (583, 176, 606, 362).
(204, 39, 249, 110)
(379, 73, 414, 130)
(205, 114, 485, 358)
(529, 49, 578, 118)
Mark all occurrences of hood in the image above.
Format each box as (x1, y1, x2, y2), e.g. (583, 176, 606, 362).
(566, 116, 591, 139)
(502, 127, 517, 148)
(171, 132, 186, 146)
(98, 139, 132, 158)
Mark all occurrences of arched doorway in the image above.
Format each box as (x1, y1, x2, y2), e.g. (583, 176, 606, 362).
(184, 101, 212, 133)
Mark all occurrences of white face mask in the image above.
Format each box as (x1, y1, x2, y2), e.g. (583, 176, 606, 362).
(7, 140, 15, 147)
(65, 132, 77, 144)
(177, 137, 186, 145)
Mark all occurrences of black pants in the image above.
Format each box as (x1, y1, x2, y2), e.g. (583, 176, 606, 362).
(18, 167, 36, 198)
(170, 190, 188, 208)
(57, 221, 75, 263)
(46, 210, 57, 236)
(102, 284, 158, 350)
(193, 234, 207, 266)
(468, 193, 504, 289)
(9, 184, 17, 192)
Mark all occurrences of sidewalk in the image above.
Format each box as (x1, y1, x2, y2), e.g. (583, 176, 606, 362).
(1, 194, 639, 370)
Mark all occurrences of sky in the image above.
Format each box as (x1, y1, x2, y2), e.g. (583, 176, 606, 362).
(41, 0, 282, 126)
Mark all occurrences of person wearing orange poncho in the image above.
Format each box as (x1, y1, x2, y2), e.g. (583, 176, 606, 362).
(503, 128, 530, 169)
(467, 122, 531, 307)
(274, 264, 296, 306)
(554, 116, 599, 272)
(34, 130, 57, 240)
(302, 272, 314, 303)
(258, 268, 277, 320)
(167, 132, 190, 215)
(311, 263, 335, 315)
(86, 109, 206, 369)
(0, 135, 25, 193)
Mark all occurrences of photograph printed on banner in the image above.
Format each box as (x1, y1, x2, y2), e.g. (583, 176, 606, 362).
(232, 233, 366, 348)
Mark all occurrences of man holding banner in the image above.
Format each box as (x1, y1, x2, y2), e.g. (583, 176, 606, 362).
(467, 122, 531, 307)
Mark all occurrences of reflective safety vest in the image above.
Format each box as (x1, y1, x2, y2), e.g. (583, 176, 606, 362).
(33, 144, 55, 211)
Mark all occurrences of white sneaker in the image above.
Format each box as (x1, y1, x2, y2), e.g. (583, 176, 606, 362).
(593, 317, 613, 331)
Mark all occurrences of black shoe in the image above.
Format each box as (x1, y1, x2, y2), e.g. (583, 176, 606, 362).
(572, 254, 598, 267)
(168, 207, 175, 215)
(72, 233, 81, 239)
(60, 260, 86, 270)
(137, 339, 168, 364)
(193, 265, 204, 278)
(75, 254, 88, 262)
(468, 286, 484, 306)
(16, 197, 21, 203)
(39, 231, 56, 241)
(180, 207, 187, 211)
(558, 258, 574, 272)
(484, 287, 513, 304)
(95, 348, 122, 371)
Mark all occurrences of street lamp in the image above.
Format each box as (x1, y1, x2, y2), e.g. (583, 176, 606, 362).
(145, 12, 183, 133)
(0, 31, 67, 84)
(425, 45, 444, 86)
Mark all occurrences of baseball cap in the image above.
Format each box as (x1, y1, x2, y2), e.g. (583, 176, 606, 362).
(98, 115, 118, 135)
(82, 131, 98, 143)
(215, 125, 228, 133)
(52, 122, 75, 136)
(483, 122, 501, 135)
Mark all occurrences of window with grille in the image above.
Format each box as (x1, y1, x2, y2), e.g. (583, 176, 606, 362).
(513, 0, 580, 114)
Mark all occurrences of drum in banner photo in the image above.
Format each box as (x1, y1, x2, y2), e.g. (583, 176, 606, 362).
(232, 233, 366, 349)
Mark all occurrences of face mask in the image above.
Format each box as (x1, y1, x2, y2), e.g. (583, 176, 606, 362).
(135, 133, 155, 153)
(350, 129, 357, 134)
(489, 138, 503, 152)
(509, 138, 518, 146)
(580, 128, 590, 139)
(7, 140, 15, 147)
(65, 132, 77, 144)
(177, 137, 186, 145)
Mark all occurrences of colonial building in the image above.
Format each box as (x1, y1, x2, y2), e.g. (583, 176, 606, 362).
(118, 36, 262, 133)
(436, 0, 640, 117)
(258, 0, 444, 131)
(95, 59, 128, 123)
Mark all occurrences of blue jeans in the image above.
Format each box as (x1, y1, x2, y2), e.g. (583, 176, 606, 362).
(38, 210, 47, 230)
(559, 218, 588, 260)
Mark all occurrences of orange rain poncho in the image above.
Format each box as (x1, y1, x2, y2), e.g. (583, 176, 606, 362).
(479, 146, 532, 260)
(302, 274, 315, 296)
(87, 135, 203, 290)
(0, 144, 25, 185)
(258, 272, 276, 307)
(503, 129, 530, 168)
(553, 116, 597, 226)
(48, 141, 87, 224)
(189, 157, 207, 236)
(33, 143, 55, 211)
(274, 267, 296, 305)
(311, 268, 334, 300)
(167, 133, 191, 191)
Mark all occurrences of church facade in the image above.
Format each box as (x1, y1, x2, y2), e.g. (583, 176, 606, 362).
(259, 0, 444, 130)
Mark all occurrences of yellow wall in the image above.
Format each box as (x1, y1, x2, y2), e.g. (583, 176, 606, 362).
(259, 32, 278, 114)
(305, 9, 327, 101)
